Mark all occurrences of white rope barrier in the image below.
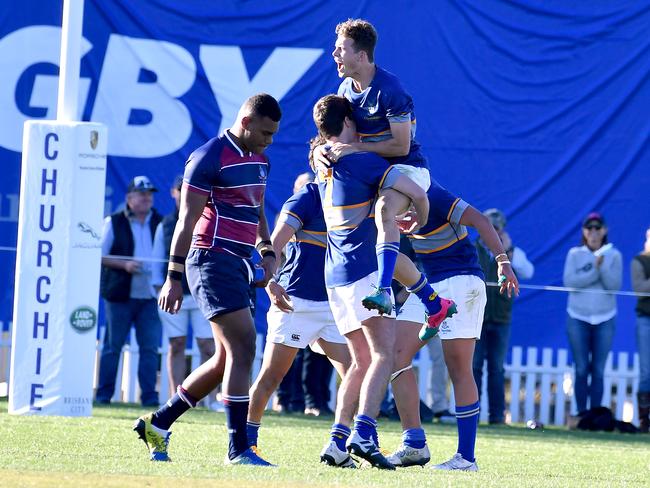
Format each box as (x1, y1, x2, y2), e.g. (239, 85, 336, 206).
(1, 245, 650, 297)
(485, 281, 650, 298)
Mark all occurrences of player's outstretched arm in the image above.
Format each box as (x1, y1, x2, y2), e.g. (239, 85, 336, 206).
(460, 206, 519, 297)
(158, 186, 207, 314)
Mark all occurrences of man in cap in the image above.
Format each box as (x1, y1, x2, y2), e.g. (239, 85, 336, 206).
(96, 175, 163, 407)
(472, 208, 534, 424)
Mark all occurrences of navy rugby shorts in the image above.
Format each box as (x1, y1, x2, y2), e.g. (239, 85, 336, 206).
(186, 248, 253, 320)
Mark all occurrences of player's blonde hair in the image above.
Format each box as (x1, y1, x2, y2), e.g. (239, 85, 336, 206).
(335, 18, 377, 62)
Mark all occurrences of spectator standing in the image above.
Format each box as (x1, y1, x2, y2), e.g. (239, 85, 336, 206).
(563, 212, 622, 416)
(473, 208, 534, 424)
(631, 226, 650, 433)
(96, 176, 163, 406)
(152, 176, 220, 407)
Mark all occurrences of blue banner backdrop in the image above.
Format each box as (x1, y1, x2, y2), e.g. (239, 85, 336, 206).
(1, 1, 649, 361)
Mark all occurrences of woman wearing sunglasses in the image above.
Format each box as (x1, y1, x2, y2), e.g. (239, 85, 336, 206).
(563, 212, 622, 418)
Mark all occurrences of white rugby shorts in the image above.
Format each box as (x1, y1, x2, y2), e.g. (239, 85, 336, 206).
(397, 274, 486, 340)
(266, 296, 346, 349)
(391, 164, 431, 191)
(327, 271, 396, 336)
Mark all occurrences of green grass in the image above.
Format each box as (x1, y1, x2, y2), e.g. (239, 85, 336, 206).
(0, 399, 648, 487)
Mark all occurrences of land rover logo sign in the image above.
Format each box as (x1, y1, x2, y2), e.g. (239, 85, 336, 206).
(90, 130, 98, 150)
(69, 306, 97, 333)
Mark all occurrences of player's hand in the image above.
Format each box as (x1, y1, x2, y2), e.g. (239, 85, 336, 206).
(326, 142, 357, 161)
(158, 278, 183, 314)
(396, 210, 421, 234)
(313, 145, 334, 173)
(123, 260, 142, 274)
(255, 255, 276, 288)
(497, 262, 519, 298)
(266, 281, 294, 312)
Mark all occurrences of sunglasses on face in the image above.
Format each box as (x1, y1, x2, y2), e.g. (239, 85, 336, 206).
(585, 225, 603, 231)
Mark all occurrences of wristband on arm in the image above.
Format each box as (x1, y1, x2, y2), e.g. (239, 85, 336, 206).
(256, 240, 276, 259)
(167, 254, 185, 281)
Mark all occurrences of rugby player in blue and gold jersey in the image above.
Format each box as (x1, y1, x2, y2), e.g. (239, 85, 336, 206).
(312, 94, 433, 470)
(246, 178, 351, 461)
(384, 182, 518, 471)
(134, 94, 281, 466)
(313, 19, 455, 327)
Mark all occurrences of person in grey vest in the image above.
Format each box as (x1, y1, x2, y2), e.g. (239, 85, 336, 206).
(473, 208, 534, 424)
(152, 176, 221, 408)
(96, 176, 163, 407)
(631, 226, 650, 433)
(563, 212, 622, 417)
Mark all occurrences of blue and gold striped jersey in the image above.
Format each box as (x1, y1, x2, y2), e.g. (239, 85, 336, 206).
(338, 66, 428, 169)
(276, 183, 328, 302)
(317, 152, 399, 288)
(408, 180, 484, 283)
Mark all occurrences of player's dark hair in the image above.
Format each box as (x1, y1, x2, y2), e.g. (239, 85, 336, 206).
(312, 95, 353, 139)
(335, 18, 377, 63)
(243, 93, 282, 122)
(308, 135, 327, 171)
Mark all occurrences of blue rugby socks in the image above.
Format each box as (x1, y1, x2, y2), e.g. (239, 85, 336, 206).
(376, 242, 400, 289)
(456, 401, 480, 462)
(406, 273, 442, 314)
(353, 414, 378, 443)
(247, 421, 260, 447)
(403, 427, 426, 449)
(330, 423, 351, 451)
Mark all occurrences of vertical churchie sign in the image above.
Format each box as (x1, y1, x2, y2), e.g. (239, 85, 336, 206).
(9, 120, 107, 416)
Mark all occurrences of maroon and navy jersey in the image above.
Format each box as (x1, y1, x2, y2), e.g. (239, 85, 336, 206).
(183, 132, 268, 259)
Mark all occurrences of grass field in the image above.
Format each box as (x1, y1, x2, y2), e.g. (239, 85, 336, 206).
(1, 399, 648, 487)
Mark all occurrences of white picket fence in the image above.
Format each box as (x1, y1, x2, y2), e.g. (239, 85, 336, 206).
(412, 345, 640, 425)
(0, 322, 641, 426)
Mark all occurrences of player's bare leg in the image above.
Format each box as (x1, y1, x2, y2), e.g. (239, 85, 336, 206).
(346, 316, 397, 470)
(181, 338, 225, 398)
(432, 338, 480, 471)
(209, 307, 273, 465)
(249, 343, 299, 423)
(316, 339, 352, 380)
(321, 330, 369, 469)
(388, 319, 432, 467)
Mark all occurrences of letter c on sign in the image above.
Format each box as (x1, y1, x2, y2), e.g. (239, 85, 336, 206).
(36, 276, 51, 303)
(44, 132, 58, 160)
